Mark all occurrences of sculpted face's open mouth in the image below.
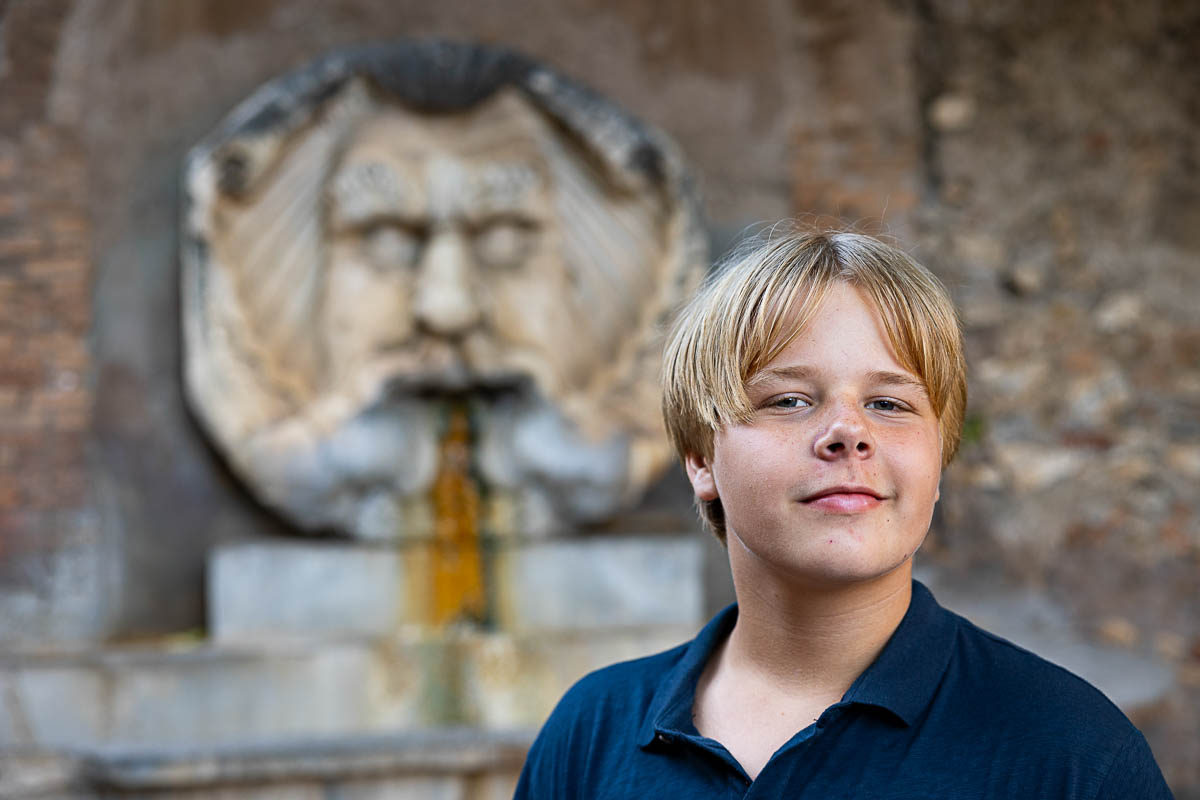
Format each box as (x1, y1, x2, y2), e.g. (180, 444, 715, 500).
(366, 335, 535, 398)
(381, 367, 532, 400)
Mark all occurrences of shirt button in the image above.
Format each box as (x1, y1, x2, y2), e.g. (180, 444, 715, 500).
(656, 733, 670, 743)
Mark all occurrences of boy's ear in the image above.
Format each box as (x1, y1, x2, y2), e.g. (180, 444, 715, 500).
(684, 452, 719, 501)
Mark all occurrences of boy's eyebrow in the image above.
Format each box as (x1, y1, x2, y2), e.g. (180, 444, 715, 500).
(866, 370, 930, 396)
(746, 365, 815, 386)
(747, 365, 929, 395)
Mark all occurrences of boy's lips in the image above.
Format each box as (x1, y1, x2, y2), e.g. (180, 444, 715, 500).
(801, 485, 885, 513)
(802, 484, 884, 501)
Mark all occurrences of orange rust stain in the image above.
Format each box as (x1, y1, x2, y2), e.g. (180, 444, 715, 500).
(428, 405, 486, 626)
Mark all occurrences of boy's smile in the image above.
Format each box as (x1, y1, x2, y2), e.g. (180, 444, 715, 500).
(800, 484, 885, 514)
(685, 281, 943, 586)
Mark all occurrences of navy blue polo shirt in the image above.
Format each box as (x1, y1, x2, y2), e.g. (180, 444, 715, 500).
(515, 580, 1172, 799)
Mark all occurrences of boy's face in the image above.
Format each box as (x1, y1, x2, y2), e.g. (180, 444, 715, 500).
(685, 282, 943, 587)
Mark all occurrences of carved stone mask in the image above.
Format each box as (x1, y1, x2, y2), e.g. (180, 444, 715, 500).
(183, 42, 706, 540)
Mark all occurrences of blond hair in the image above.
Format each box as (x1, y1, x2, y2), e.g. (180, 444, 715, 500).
(661, 229, 967, 541)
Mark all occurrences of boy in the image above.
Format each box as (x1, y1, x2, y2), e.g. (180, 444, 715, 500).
(514, 230, 1172, 798)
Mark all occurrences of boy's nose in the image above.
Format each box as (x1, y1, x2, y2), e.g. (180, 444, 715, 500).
(813, 410, 875, 460)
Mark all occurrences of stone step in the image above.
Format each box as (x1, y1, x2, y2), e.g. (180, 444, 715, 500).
(0, 626, 692, 751)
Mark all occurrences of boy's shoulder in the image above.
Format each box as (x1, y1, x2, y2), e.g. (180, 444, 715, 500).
(936, 605, 1142, 746)
(547, 638, 691, 732)
(926, 610, 1171, 797)
(514, 638, 696, 796)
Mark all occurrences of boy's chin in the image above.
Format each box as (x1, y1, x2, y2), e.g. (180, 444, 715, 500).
(731, 536, 920, 589)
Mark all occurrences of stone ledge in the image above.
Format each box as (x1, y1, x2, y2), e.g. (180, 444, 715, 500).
(0, 750, 84, 799)
(0, 626, 691, 750)
(83, 728, 532, 789)
(0, 731, 531, 799)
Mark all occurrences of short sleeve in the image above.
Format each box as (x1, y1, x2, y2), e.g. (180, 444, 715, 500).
(1095, 729, 1174, 800)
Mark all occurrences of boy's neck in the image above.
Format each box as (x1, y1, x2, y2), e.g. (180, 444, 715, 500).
(722, 549, 914, 697)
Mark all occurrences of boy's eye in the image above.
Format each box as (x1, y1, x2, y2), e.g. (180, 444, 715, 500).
(867, 398, 903, 412)
(772, 396, 807, 409)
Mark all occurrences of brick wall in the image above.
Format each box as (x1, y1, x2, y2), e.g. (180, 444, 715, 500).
(0, 0, 96, 628)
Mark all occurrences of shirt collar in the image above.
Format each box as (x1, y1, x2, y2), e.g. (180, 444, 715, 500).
(637, 601, 739, 747)
(638, 579, 957, 746)
(840, 579, 957, 726)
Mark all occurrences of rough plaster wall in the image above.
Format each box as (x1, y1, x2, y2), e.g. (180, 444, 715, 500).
(0, 0, 1196, 790)
(908, 2, 1200, 787)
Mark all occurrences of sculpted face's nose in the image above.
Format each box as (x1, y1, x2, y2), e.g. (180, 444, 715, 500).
(413, 229, 480, 336)
(813, 404, 875, 461)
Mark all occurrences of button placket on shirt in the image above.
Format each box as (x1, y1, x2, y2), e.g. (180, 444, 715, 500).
(657, 728, 756, 795)
(741, 707, 852, 797)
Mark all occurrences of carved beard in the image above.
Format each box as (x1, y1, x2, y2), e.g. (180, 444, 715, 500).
(473, 389, 633, 535)
(235, 374, 632, 541)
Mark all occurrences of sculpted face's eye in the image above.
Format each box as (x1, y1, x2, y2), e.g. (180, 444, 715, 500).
(364, 223, 421, 269)
(472, 219, 536, 269)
